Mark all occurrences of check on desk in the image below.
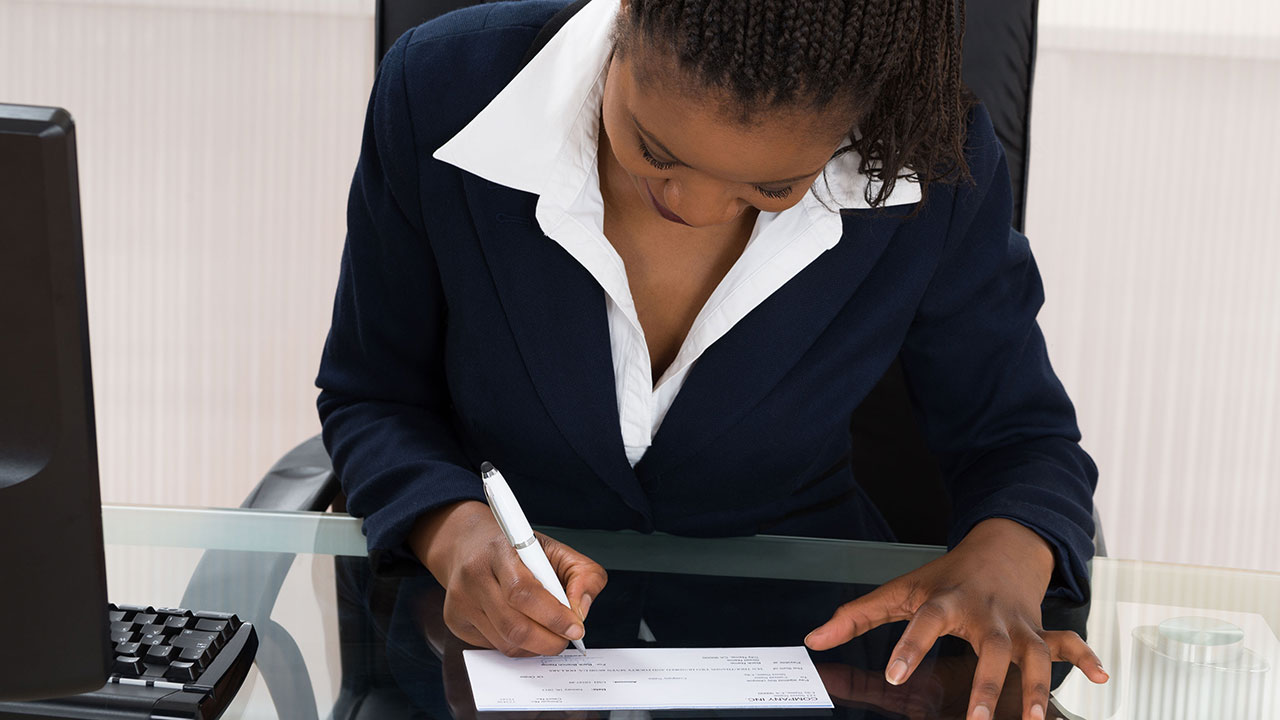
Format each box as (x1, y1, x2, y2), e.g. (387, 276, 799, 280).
(463, 645, 834, 712)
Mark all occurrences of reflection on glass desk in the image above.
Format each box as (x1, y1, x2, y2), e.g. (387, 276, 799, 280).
(100, 505, 1280, 719)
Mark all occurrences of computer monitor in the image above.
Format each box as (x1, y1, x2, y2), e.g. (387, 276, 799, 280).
(0, 103, 112, 700)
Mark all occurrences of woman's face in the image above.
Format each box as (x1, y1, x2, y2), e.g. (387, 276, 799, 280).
(600, 47, 854, 229)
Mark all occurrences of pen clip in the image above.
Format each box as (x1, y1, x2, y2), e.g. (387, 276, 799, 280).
(483, 479, 519, 546)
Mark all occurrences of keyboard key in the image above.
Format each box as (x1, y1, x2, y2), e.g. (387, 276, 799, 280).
(108, 610, 126, 623)
(113, 604, 152, 619)
(156, 607, 191, 617)
(195, 618, 230, 642)
(132, 613, 158, 627)
(115, 642, 141, 657)
(164, 661, 199, 683)
(193, 610, 235, 622)
(194, 611, 241, 634)
(172, 629, 219, 651)
(112, 656, 145, 676)
(111, 630, 139, 645)
(177, 644, 213, 670)
(109, 621, 135, 635)
(140, 634, 169, 646)
(177, 645, 202, 663)
(145, 644, 175, 662)
(164, 615, 192, 630)
(142, 662, 168, 678)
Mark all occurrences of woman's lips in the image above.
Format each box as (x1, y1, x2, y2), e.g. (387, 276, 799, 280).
(643, 180, 690, 226)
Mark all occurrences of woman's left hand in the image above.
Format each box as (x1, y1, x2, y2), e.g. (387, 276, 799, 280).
(804, 518, 1110, 720)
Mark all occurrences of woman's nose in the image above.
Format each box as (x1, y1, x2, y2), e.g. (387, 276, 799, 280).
(663, 177, 745, 228)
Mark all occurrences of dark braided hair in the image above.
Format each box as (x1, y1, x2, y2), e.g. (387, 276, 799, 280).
(614, 0, 977, 210)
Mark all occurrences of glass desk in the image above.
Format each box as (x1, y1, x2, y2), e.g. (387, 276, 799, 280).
(99, 505, 1280, 719)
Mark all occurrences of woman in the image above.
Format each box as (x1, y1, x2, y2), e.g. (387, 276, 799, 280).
(316, 1, 1110, 718)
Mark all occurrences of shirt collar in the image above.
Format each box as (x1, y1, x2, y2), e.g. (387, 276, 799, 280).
(432, 0, 921, 212)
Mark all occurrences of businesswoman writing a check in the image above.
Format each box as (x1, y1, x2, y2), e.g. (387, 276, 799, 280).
(317, 0, 1109, 717)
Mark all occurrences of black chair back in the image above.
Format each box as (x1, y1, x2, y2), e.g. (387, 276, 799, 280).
(851, 0, 1038, 545)
(376, 0, 495, 68)
(374, 0, 1040, 546)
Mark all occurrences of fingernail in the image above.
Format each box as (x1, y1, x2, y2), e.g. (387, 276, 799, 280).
(970, 705, 991, 720)
(804, 631, 817, 647)
(580, 594, 593, 620)
(1031, 703, 1045, 720)
(886, 658, 908, 685)
(566, 625, 584, 640)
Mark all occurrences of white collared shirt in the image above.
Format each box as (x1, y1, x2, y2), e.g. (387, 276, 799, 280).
(434, 0, 920, 466)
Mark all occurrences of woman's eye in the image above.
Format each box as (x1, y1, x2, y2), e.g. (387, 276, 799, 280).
(636, 139, 793, 200)
(638, 140, 676, 171)
(756, 186, 793, 200)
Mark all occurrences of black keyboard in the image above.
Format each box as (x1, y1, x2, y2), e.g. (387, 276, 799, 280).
(0, 604, 258, 720)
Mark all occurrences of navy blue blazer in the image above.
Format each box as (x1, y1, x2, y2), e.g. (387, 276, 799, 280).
(316, 0, 1098, 602)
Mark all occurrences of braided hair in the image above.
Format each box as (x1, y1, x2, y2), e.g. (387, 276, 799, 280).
(614, 0, 977, 210)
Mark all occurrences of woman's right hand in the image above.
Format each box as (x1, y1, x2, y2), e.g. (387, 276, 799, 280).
(409, 500, 608, 657)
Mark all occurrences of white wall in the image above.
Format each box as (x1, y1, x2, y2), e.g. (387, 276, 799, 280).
(0, 0, 373, 508)
(1, 0, 1277, 572)
(1029, 0, 1280, 573)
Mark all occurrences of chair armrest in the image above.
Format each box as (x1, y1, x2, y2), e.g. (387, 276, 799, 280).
(240, 435, 338, 512)
(176, 435, 337, 720)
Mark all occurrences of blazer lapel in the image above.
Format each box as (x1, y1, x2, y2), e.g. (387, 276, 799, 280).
(638, 208, 913, 481)
(460, 176, 651, 519)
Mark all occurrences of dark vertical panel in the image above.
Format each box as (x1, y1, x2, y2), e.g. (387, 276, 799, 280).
(851, 0, 1038, 544)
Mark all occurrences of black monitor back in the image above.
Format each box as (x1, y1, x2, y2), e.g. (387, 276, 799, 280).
(0, 104, 112, 700)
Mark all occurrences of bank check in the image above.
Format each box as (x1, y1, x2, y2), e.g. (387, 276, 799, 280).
(463, 645, 834, 712)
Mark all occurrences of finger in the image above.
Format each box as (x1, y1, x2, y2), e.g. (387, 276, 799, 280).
(442, 587, 501, 650)
(806, 581, 914, 650)
(446, 614, 493, 650)
(1015, 633, 1053, 720)
(442, 598, 502, 652)
(967, 629, 1013, 720)
(563, 565, 606, 622)
(1043, 631, 1109, 684)
(539, 534, 608, 620)
(469, 611, 538, 658)
(885, 600, 950, 686)
(492, 556, 584, 652)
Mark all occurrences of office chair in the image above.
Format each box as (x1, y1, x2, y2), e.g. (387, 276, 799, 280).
(181, 1, 1103, 715)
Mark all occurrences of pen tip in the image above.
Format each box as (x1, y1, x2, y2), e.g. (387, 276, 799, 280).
(480, 461, 494, 474)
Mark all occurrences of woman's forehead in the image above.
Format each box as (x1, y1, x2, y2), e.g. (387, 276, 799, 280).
(610, 52, 852, 185)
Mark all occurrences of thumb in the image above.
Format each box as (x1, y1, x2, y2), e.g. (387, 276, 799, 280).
(537, 533, 607, 620)
(806, 580, 911, 650)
